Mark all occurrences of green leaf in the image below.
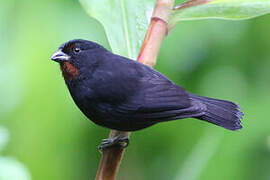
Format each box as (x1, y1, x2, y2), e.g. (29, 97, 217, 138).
(169, 0, 270, 28)
(79, 0, 155, 59)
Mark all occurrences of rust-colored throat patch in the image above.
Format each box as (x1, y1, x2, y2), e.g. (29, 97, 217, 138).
(60, 62, 79, 81)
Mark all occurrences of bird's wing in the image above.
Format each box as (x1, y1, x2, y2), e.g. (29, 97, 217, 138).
(110, 63, 201, 122)
(137, 68, 191, 111)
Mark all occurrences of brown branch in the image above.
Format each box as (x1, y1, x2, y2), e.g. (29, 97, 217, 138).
(95, 130, 130, 180)
(95, 1, 175, 180)
(173, 0, 210, 10)
(138, 0, 174, 65)
(168, 0, 211, 32)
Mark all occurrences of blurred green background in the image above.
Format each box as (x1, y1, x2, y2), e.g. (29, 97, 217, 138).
(1, 0, 270, 180)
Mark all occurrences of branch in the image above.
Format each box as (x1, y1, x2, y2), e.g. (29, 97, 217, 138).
(95, 130, 130, 180)
(95, 1, 175, 179)
(138, 0, 174, 66)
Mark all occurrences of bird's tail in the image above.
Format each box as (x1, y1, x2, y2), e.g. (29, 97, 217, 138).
(190, 94, 243, 131)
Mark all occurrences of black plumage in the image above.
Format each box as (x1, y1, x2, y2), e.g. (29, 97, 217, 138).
(51, 39, 243, 131)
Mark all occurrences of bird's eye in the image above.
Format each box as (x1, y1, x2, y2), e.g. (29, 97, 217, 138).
(74, 47, 81, 53)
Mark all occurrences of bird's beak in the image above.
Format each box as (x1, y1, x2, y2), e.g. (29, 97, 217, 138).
(51, 49, 70, 63)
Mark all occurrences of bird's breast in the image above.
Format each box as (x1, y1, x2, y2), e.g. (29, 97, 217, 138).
(60, 62, 79, 81)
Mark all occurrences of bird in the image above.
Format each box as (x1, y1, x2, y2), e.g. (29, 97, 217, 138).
(51, 39, 243, 149)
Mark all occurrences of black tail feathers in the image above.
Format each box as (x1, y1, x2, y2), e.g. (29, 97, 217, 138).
(190, 94, 243, 131)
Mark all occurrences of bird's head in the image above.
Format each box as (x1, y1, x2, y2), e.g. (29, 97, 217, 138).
(51, 39, 105, 81)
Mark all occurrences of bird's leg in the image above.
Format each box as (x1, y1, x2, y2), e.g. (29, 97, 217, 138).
(98, 135, 130, 151)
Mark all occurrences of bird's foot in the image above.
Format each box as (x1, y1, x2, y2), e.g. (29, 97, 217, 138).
(98, 135, 129, 151)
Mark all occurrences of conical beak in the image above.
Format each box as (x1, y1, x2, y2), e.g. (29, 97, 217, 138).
(51, 49, 70, 63)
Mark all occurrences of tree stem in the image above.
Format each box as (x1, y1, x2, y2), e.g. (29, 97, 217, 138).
(138, 0, 174, 66)
(95, 1, 175, 179)
(95, 130, 130, 180)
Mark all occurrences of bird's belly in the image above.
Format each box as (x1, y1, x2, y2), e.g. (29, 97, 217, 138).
(75, 101, 155, 131)
(68, 86, 156, 131)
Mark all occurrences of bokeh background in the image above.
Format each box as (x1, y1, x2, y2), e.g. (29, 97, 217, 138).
(1, 0, 270, 180)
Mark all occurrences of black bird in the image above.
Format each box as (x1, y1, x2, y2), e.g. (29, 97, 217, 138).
(51, 39, 243, 148)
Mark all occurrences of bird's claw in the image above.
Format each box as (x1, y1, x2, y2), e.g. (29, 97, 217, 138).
(98, 136, 130, 151)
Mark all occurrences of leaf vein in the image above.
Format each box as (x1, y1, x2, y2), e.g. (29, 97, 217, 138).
(120, 0, 132, 58)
